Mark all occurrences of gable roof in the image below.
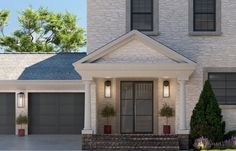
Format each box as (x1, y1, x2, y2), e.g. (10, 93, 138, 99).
(75, 30, 196, 65)
(0, 53, 86, 80)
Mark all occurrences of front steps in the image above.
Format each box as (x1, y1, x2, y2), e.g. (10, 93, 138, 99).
(82, 134, 180, 151)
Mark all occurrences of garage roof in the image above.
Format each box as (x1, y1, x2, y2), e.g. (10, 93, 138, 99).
(0, 53, 86, 80)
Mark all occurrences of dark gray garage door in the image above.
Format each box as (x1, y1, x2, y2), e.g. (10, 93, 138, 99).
(29, 93, 84, 134)
(0, 93, 15, 134)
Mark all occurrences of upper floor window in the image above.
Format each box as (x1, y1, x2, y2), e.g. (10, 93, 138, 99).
(131, 0, 153, 31)
(189, 0, 221, 36)
(127, 0, 159, 35)
(193, 0, 216, 31)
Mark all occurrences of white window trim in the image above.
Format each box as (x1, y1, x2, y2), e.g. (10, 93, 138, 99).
(126, 0, 159, 35)
(189, 0, 222, 36)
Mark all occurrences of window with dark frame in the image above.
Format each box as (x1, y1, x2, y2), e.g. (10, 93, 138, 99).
(131, 0, 154, 31)
(193, 0, 216, 31)
(209, 73, 236, 105)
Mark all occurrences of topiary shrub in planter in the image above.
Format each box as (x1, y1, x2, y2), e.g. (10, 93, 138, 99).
(101, 105, 115, 134)
(193, 137, 212, 150)
(16, 114, 28, 137)
(190, 80, 225, 143)
(160, 103, 174, 135)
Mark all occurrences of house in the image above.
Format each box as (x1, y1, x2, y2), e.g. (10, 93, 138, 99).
(0, 0, 235, 150)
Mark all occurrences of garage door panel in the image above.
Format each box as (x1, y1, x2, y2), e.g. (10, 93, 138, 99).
(0, 116, 15, 125)
(0, 126, 15, 134)
(40, 105, 58, 115)
(29, 93, 84, 134)
(0, 93, 15, 134)
(39, 116, 58, 125)
(59, 116, 75, 125)
(59, 127, 80, 134)
(60, 105, 76, 114)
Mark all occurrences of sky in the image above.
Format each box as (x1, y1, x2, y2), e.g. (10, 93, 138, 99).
(0, 0, 87, 52)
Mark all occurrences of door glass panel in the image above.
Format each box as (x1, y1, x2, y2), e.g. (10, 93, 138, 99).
(135, 116, 152, 133)
(135, 83, 153, 99)
(121, 82, 133, 100)
(135, 100, 152, 115)
(121, 116, 133, 133)
(121, 100, 133, 115)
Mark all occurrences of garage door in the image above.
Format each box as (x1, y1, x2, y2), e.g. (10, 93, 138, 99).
(0, 93, 15, 134)
(29, 93, 84, 134)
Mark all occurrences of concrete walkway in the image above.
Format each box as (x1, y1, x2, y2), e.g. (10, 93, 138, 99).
(0, 135, 82, 150)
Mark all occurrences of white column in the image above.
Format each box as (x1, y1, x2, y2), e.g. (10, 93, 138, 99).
(178, 80, 186, 130)
(177, 77, 189, 134)
(82, 80, 93, 134)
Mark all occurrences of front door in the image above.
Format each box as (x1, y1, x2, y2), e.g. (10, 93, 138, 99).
(120, 81, 153, 134)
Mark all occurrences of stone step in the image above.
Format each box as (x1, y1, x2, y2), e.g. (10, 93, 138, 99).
(83, 134, 180, 151)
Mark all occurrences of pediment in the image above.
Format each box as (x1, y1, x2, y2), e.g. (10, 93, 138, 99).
(95, 38, 178, 64)
(75, 30, 195, 65)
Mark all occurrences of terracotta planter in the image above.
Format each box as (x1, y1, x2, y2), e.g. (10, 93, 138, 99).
(163, 125, 171, 134)
(104, 125, 112, 134)
(18, 129, 25, 137)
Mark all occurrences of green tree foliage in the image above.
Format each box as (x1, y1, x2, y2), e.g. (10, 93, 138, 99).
(0, 10, 10, 36)
(190, 80, 225, 142)
(0, 7, 86, 52)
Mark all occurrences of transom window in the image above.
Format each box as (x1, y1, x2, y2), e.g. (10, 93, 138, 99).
(131, 0, 154, 31)
(209, 73, 236, 105)
(193, 0, 216, 31)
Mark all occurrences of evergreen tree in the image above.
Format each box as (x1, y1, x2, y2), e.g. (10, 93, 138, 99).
(190, 80, 225, 142)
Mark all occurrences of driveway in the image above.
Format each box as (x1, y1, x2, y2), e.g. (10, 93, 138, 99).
(0, 135, 82, 150)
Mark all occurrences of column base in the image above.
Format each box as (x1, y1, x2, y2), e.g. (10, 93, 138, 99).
(82, 129, 93, 134)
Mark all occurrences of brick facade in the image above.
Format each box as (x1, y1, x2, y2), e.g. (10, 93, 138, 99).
(88, 0, 236, 132)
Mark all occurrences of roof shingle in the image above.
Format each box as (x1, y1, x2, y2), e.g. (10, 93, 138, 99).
(0, 53, 86, 80)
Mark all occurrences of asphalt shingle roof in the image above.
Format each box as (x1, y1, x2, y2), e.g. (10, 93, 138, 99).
(0, 53, 86, 80)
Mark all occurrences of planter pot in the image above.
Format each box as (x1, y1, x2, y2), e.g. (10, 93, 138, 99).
(18, 129, 25, 137)
(163, 125, 171, 134)
(104, 125, 112, 134)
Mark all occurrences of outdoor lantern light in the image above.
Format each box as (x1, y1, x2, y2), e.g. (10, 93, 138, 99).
(105, 80, 112, 98)
(17, 92, 25, 108)
(163, 80, 170, 98)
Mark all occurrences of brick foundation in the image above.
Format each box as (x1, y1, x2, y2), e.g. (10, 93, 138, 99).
(178, 134, 190, 150)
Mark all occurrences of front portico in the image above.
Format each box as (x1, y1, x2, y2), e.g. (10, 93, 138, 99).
(74, 30, 196, 137)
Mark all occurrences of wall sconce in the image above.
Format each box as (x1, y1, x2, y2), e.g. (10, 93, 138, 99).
(17, 92, 25, 108)
(105, 80, 111, 98)
(163, 80, 170, 98)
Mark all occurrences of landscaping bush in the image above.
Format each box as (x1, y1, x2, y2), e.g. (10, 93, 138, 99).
(193, 137, 211, 150)
(225, 137, 236, 149)
(224, 130, 236, 141)
(212, 142, 226, 150)
(190, 80, 225, 143)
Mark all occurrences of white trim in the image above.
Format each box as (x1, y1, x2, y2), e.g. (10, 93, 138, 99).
(75, 64, 196, 80)
(26, 90, 85, 93)
(0, 90, 16, 92)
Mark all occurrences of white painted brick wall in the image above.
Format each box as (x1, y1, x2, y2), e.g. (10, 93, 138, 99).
(88, 0, 236, 132)
(87, 0, 127, 54)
